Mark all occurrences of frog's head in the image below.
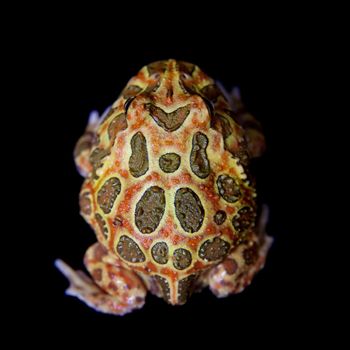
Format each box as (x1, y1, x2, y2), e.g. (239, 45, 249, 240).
(145, 59, 203, 97)
(144, 59, 221, 106)
(121, 59, 227, 110)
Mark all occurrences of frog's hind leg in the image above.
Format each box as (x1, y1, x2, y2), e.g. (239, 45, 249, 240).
(55, 243, 146, 315)
(205, 205, 273, 297)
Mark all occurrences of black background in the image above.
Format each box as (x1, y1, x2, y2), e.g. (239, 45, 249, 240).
(14, 12, 327, 344)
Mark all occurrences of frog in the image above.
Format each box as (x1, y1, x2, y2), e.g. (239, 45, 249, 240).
(55, 59, 273, 315)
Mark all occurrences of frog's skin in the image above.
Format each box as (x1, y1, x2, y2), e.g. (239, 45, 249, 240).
(55, 60, 273, 315)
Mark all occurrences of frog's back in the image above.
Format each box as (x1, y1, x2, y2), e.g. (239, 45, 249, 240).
(79, 59, 257, 304)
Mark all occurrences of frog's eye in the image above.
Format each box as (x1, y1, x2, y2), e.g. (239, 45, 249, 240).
(202, 96, 214, 117)
(180, 72, 191, 80)
(150, 72, 160, 80)
(124, 97, 136, 113)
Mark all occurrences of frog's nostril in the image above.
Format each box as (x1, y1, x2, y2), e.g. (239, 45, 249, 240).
(166, 87, 174, 99)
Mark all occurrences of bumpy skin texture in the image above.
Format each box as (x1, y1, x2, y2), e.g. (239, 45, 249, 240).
(56, 59, 272, 315)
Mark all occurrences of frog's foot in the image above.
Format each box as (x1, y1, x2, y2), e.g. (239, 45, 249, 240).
(230, 87, 266, 158)
(74, 108, 110, 177)
(207, 205, 273, 297)
(55, 244, 146, 315)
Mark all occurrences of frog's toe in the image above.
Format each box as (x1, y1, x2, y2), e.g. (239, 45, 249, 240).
(55, 259, 146, 316)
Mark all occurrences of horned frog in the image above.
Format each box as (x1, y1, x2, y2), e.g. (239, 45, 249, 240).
(55, 59, 272, 315)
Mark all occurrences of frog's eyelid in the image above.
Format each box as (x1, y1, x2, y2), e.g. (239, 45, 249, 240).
(180, 72, 191, 80)
(201, 96, 214, 117)
(124, 97, 136, 113)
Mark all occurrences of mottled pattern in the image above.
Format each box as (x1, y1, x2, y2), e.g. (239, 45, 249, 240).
(199, 237, 230, 261)
(151, 242, 169, 264)
(146, 104, 191, 132)
(177, 61, 195, 75)
(95, 213, 108, 239)
(74, 131, 94, 158)
(173, 248, 192, 270)
(190, 132, 210, 179)
(116, 235, 146, 263)
(129, 132, 149, 177)
(174, 188, 204, 233)
(214, 210, 227, 225)
(89, 147, 110, 179)
(201, 84, 223, 102)
(232, 206, 255, 234)
(63, 59, 271, 315)
(79, 192, 91, 215)
(215, 114, 232, 140)
(122, 85, 142, 99)
(217, 174, 241, 203)
(97, 177, 121, 214)
(92, 268, 102, 282)
(159, 153, 181, 173)
(135, 186, 165, 234)
(243, 242, 259, 265)
(154, 275, 171, 302)
(147, 61, 167, 76)
(223, 258, 238, 275)
(178, 275, 197, 304)
(108, 113, 127, 144)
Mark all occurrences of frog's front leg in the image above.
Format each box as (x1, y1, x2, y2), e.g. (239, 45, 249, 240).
(230, 87, 266, 158)
(205, 206, 273, 297)
(55, 243, 146, 315)
(74, 107, 113, 177)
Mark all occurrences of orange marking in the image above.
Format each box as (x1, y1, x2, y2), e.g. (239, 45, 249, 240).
(139, 236, 153, 250)
(205, 223, 216, 235)
(131, 117, 144, 130)
(213, 134, 221, 152)
(107, 217, 117, 251)
(221, 227, 235, 240)
(158, 217, 173, 239)
(151, 171, 161, 181)
(121, 219, 133, 233)
(104, 167, 117, 177)
(222, 152, 229, 168)
(171, 178, 180, 186)
(158, 228, 169, 238)
(136, 71, 146, 80)
(164, 139, 174, 146)
(188, 261, 206, 274)
(160, 267, 178, 280)
(188, 235, 203, 250)
(180, 172, 192, 183)
(172, 234, 184, 245)
(119, 169, 129, 179)
(226, 206, 235, 215)
(146, 262, 157, 273)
